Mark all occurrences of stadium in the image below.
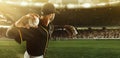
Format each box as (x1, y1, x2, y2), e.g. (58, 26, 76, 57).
(0, 0, 120, 58)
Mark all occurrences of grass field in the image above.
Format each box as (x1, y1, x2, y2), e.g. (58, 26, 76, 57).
(0, 38, 120, 58)
(0, 38, 25, 58)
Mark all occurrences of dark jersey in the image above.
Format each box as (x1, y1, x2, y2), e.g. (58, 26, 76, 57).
(6, 23, 53, 56)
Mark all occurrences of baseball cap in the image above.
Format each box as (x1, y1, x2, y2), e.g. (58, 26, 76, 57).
(41, 3, 59, 15)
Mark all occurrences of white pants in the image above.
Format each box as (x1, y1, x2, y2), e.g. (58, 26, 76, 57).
(24, 51, 43, 58)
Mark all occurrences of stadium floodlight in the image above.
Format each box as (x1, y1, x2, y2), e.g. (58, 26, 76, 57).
(20, 1, 28, 6)
(0, 0, 2, 2)
(109, 1, 120, 5)
(0, 0, 6, 3)
(54, 4, 59, 8)
(34, 2, 44, 7)
(0, 15, 5, 18)
(6, 1, 15, 4)
(96, 3, 107, 6)
(81, 3, 92, 8)
(67, 4, 75, 9)
(0, 25, 10, 28)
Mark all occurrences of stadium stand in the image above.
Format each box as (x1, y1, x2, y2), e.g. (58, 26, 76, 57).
(77, 27, 120, 39)
(0, 3, 120, 40)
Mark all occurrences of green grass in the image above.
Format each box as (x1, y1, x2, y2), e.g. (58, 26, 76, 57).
(1, 38, 120, 58)
(46, 39, 120, 58)
(0, 39, 25, 58)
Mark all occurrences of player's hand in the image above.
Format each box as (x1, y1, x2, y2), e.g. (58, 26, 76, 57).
(15, 13, 40, 29)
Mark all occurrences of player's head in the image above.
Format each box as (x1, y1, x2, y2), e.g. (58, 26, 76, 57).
(40, 3, 58, 26)
(41, 3, 57, 16)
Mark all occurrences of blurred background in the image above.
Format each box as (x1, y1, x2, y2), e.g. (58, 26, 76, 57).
(0, 0, 120, 39)
(0, 0, 120, 58)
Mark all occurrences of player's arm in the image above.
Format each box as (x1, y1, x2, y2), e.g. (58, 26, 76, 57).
(6, 24, 22, 44)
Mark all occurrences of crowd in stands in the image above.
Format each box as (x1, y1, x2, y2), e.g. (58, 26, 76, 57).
(52, 27, 120, 40)
(0, 27, 7, 38)
(77, 29, 120, 39)
(0, 27, 120, 40)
